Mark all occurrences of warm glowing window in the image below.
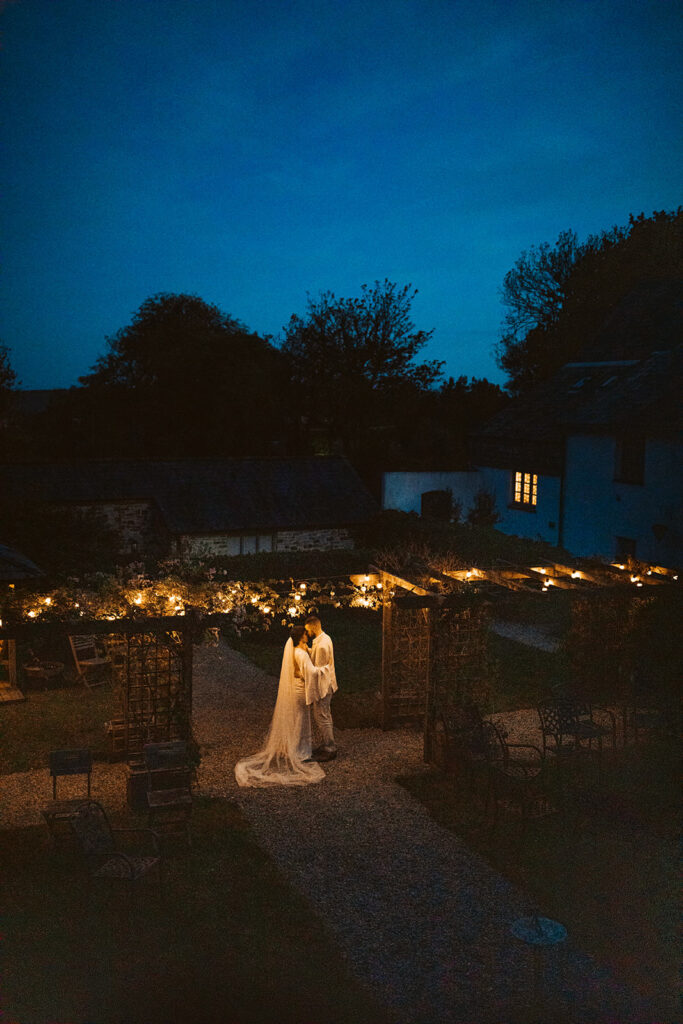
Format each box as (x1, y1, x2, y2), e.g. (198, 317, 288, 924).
(513, 471, 537, 507)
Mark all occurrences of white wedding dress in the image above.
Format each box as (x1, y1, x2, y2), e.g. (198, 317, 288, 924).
(234, 639, 326, 787)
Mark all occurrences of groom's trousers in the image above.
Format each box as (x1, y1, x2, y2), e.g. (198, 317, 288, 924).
(312, 693, 335, 749)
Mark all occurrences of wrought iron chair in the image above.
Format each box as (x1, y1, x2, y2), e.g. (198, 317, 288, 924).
(536, 699, 616, 757)
(42, 748, 93, 845)
(69, 634, 111, 689)
(479, 721, 555, 827)
(69, 800, 162, 896)
(143, 741, 193, 845)
(439, 706, 554, 826)
(438, 704, 487, 782)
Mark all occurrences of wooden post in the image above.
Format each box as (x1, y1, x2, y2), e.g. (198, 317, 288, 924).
(380, 576, 392, 731)
(180, 606, 199, 742)
(423, 606, 433, 763)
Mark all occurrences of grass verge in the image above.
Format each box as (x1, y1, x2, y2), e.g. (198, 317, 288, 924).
(228, 607, 382, 696)
(2, 796, 388, 1024)
(0, 683, 114, 774)
(398, 738, 678, 1021)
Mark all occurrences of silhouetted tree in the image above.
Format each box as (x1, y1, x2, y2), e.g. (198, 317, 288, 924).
(280, 280, 443, 467)
(0, 343, 18, 421)
(496, 208, 683, 394)
(75, 293, 289, 456)
(0, 344, 18, 392)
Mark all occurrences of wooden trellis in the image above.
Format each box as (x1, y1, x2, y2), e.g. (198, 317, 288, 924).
(379, 570, 490, 735)
(0, 612, 201, 761)
(381, 592, 431, 729)
(108, 630, 190, 758)
(377, 557, 679, 765)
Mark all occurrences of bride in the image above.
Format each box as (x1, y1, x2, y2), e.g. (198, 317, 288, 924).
(235, 625, 326, 787)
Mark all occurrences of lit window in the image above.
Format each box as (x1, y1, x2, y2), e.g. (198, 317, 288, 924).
(513, 471, 538, 507)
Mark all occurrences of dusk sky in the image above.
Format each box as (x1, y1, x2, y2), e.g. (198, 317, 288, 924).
(2, 0, 681, 390)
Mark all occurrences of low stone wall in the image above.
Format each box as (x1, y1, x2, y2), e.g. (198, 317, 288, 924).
(275, 528, 353, 552)
(178, 527, 353, 560)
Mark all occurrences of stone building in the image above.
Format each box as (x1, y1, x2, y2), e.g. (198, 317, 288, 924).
(0, 456, 378, 561)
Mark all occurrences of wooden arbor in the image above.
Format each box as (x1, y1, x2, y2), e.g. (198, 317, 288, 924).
(0, 612, 201, 762)
(107, 629, 191, 759)
(377, 558, 679, 763)
(377, 569, 491, 747)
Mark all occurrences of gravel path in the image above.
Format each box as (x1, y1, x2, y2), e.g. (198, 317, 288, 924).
(1, 639, 658, 1023)
(490, 619, 561, 653)
(192, 641, 654, 1024)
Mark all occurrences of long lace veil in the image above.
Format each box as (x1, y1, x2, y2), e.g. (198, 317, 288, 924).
(235, 638, 325, 787)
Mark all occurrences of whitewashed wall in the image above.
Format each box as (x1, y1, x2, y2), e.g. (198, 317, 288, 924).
(382, 471, 482, 516)
(562, 435, 683, 565)
(477, 467, 562, 545)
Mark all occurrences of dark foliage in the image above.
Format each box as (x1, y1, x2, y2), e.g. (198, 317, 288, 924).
(0, 499, 125, 575)
(71, 293, 291, 457)
(280, 280, 446, 472)
(496, 208, 683, 394)
(0, 343, 18, 420)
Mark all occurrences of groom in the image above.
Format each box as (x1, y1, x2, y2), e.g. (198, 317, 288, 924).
(305, 615, 337, 761)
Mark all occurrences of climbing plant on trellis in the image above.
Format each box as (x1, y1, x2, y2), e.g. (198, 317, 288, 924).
(379, 569, 492, 732)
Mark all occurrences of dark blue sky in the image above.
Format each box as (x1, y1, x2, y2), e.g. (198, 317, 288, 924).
(2, 0, 681, 389)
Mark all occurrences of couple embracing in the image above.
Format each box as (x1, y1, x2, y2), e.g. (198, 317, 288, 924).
(235, 616, 337, 788)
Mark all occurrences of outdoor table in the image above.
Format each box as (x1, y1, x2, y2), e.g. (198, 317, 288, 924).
(23, 661, 65, 690)
(510, 914, 567, 1013)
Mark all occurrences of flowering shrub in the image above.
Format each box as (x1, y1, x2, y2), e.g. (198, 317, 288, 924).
(5, 561, 383, 636)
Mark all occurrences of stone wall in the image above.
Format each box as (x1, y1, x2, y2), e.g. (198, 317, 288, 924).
(275, 527, 353, 552)
(55, 500, 168, 558)
(179, 527, 353, 560)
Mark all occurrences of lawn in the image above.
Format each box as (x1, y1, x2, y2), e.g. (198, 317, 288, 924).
(399, 737, 679, 1022)
(0, 683, 115, 774)
(228, 607, 383, 695)
(0, 614, 570, 775)
(1, 797, 388, 1024)
(487, 633, 570, 712)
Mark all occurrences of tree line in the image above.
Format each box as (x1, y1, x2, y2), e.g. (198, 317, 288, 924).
(1, 207, 680, 478)
(2, 281, 506, 480)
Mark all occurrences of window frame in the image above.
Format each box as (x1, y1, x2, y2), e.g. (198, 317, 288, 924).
(510, 470, 538, 511)
(614, 437, 645, 485)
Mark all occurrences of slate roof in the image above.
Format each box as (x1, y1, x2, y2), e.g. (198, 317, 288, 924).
(471, 280, 682, 471)
(0, 457, 378, 534)
(477, 347, 681, 439)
